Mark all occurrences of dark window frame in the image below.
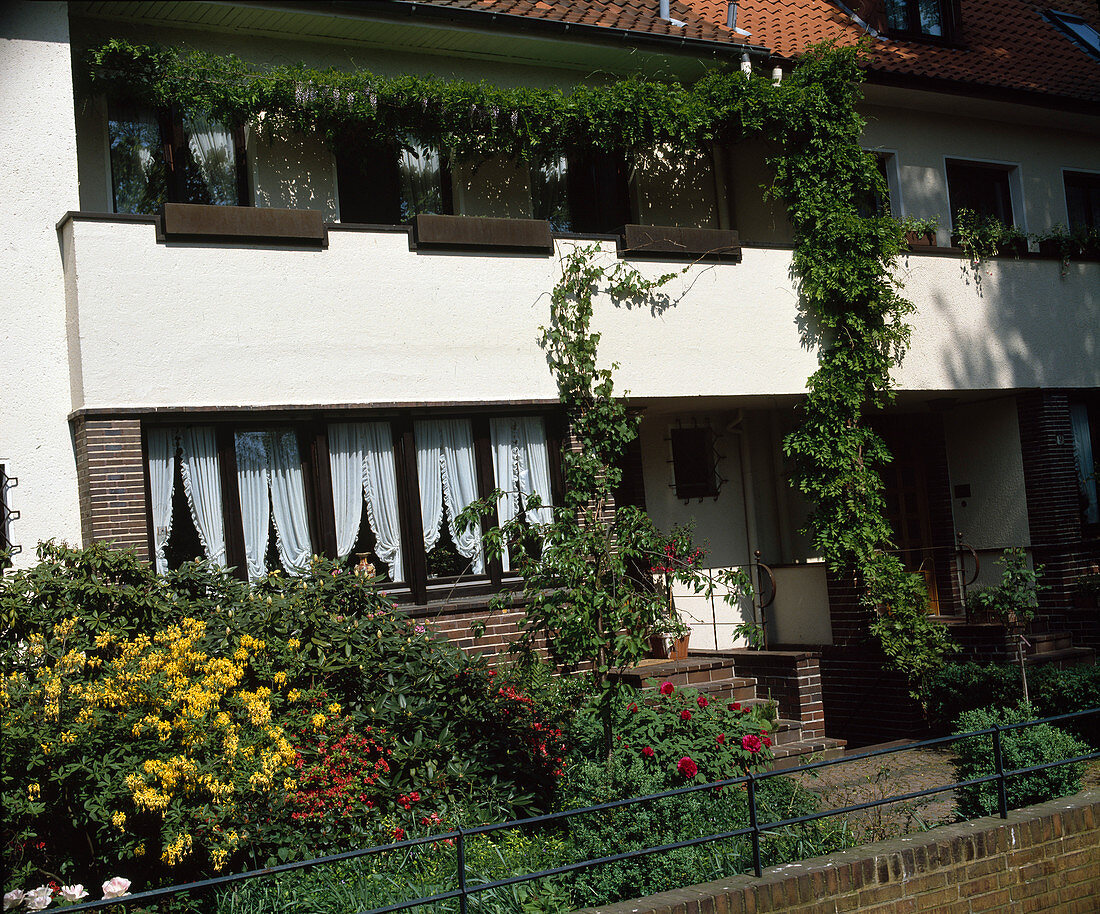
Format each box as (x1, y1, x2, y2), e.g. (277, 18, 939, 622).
(945, 158, 1018, 232)
(335, 138, 455, 225)
(1064, 170, 1100, 230)
(143, 408, 563, 606)
(1047, 10, 1100, 61)
(882, 0, 962, 43)
(0, 463, 19, 568)
(108, 101, 250, 215)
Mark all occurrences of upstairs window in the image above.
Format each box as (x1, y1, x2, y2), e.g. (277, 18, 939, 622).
(531, 150, 632, 234)
(1065, 171, 1100, 229)
(108, 105, 245, 215)
(1047, 10, 1100, 60)
(336, 138, 453, 224)
(856, 152, 898, 218)
(883, 0, 960, 40)
(946, 159, 1018, 229)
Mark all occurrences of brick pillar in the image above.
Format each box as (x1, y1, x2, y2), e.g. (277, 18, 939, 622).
(72, 417, 149, 559)
(1016, 391, 1083, 629)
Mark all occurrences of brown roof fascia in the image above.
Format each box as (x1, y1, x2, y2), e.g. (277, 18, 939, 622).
(861, 66, 1100, 116)
(323, 0, 772, 59)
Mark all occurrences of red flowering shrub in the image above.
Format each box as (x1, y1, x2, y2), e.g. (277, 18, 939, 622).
(607, 680, 774, 783)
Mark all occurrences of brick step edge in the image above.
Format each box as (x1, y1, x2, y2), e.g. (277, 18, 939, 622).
(769, 738, 847, 769)
(1024, 646, 1095, 666)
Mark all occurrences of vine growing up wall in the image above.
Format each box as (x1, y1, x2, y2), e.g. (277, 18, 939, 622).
(86, 39, 954, 692)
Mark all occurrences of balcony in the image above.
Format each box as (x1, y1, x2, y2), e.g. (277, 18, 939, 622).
(58, 212, 1100, 414)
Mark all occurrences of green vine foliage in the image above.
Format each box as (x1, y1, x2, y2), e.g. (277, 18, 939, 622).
(85, 38, 953, 691)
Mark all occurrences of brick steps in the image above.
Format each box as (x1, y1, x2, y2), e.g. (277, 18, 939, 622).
(613, 654, 845, 768)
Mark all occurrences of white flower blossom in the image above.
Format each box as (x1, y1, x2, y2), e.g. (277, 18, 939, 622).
(60, 886, 88, 903)
(101, 877, 131, 899)
(23, 887, 52, 912)
(3, 890, 26, 911)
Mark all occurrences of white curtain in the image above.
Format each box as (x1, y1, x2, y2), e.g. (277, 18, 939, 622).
(147, 428, 176, 575)
(268, 430, 314, 574)
(235, 431, 271, 581)
(1070, 403, 1099, 526)
(490, 417, 554, 571)
(328, 423, 365, 560)
(414, 419, 484, 575)
(178, 426, 227, 567)
(327, 422, 405, 582)
(362, 422, 405, 582)
(184, 113, 237, 206)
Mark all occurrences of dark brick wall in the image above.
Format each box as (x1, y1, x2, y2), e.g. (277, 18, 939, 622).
(72, 417, 149, 560)
(726, 649, 825, 738)
(575, 789, 1100, 914)
(1017, 391, 1100, 648)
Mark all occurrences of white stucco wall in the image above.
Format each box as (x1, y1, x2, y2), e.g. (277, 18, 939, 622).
(944, 397, 1030, 551)
(61, 225, 1100, 412)
(0, 0, 83, 566)
(768, 563, 832, 645)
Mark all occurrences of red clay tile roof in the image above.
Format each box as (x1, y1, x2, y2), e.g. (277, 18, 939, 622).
(414, 0, 1100, 104)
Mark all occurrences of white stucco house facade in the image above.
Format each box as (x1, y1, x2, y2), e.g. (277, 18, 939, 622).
(2, 0, 1098, 742)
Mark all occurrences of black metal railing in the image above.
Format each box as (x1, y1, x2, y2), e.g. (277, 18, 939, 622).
(52, 707, 1100, 914)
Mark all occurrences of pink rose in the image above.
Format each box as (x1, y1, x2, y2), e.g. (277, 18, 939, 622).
(660, 681, 675, 696)
(742, 734, 762, 754)
(102, 878, 131, 900)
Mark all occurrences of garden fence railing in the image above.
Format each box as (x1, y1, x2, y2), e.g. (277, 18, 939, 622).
(51, 706, 1100, 914)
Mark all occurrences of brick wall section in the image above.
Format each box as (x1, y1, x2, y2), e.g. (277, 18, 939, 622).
(724, 649, 825, 738)
(573, 789, 1100, 914)
(72, 417, 149, 560)
(409, 595, 546, 663)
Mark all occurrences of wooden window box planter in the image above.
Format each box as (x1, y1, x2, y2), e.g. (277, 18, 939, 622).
(414, 214, 554, 254)
(162, 203, 325, 244)
(620, 224, 741, 261)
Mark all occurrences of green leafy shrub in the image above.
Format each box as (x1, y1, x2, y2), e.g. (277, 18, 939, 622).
(952, 705, 1088, 819)
(966, 548, 1044, 628)
(929, 662, 1100, 747)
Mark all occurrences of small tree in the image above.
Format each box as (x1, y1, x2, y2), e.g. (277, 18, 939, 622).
(461, 245, 750, 752)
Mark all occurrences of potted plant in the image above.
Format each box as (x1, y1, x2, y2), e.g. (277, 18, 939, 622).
(1032, 224, 1080, 275)
(953, 209, 1029, 263)
(1075, 225, 1100, 260)
(901, 214, 939, 248)
(969, 547, 1045, 633)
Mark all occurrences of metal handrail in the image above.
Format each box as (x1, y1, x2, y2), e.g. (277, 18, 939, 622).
(52, 706, 1100, 913)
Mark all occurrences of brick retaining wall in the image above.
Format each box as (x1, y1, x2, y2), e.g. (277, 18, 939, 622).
(573, 788, 1100, 914)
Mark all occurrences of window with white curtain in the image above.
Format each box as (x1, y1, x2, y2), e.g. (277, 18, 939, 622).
(143, 412, 559, 597)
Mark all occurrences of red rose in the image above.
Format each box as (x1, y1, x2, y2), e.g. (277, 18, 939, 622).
(728, 702, 741, 712)
(392, 827, 406, 841)
(762, 735, 772, 748)
(697, 695, 709, 708)
(660, 681, 675, 696)
(677, 756, 698, 778)
(680, 709, 692, 721)
(742, 734, 762, 753)
(628, 703, 639, 713)
(716, 733, 725, 745)
(642, 746, 655, 758)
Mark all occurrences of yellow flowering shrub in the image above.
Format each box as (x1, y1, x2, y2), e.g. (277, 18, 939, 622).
(2, 614, 297, 887)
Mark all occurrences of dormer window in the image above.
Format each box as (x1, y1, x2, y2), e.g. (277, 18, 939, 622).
(883, 0, 960, 41)
(1047, 10, 1100, 60)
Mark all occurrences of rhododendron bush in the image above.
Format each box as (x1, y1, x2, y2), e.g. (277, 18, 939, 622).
(1, 544, 567, 896)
